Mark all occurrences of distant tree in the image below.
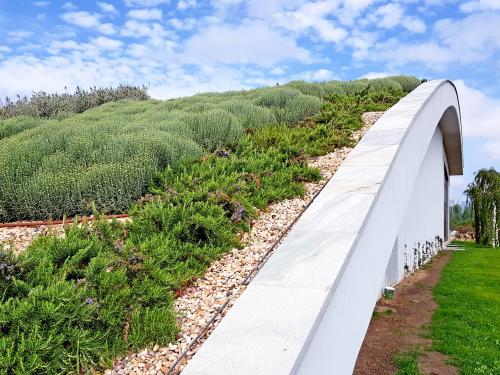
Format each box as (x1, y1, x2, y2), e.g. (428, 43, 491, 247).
(464, 168, 500, 247)
(450, 202, 474, 229)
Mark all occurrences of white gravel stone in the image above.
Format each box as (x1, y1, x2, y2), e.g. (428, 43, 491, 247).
(0, 217, 129, 254)
(0, 224, 65, 254)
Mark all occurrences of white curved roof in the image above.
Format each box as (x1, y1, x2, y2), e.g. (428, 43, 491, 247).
(182, 80, 463, 375)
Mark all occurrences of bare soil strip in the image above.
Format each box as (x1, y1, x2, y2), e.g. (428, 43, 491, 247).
(354, 251, 459, 375)
(107, 112, 383, 375)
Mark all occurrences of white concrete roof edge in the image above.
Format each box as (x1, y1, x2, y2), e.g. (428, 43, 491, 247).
(288, 79, 463, 373)
(389, 79, 463, 175)
(294, 80, 462, 374)
(182, 80, 463, 375)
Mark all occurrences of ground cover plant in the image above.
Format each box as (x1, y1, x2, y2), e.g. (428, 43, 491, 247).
(430, 241, 500, 374)
(0, 76, 420, 222)
(0, 76, 419, 374)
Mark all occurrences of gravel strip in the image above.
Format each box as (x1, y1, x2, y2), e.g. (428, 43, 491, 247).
(0, 218, 130, 255)
(109, 112, 384, 375)
(0, 224, 65, 254)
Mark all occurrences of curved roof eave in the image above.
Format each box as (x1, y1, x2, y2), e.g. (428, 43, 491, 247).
(436, 80, 463, 175)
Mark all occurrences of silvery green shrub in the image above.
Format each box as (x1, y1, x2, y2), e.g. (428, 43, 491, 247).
(391, 76, 421, 93)
(273, 95, 323, 124)
(218, 99, 276, 129)
(283, 80, 326, 98)
(0, 76, 420, 221)
(254, 87, 303, 108)
(180, 108, 244, 149)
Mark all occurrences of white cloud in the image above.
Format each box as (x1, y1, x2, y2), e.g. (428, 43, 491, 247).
(169, 17, 196, 30)
(404, 16, 426, 33)
(448, 80, 500, 198)
(47, 37, 123, 55)
(177, 0, 197, 10)
(182, 21, 312, 67)
(246, 0, 305, 19)
(0, 45, 12, 59)
(7, 30, 34, 40)
(62, 2, 77, 10)
(273, 1, 348, 43)
(126, 43, 151, 58)
(44, 30, 77, 39)
(269, 66, 286, 75)
(361, 11, 499, 68)
(450, 175, 468, 202)
(460, 0, 500, 12)
(361, 72, 391, 79)
(454, 80, 500, 160)
(369, 3, 426, 33)
(336, 0, 376, 25)
(91, 37, 124, 50)
(314, 20, 348, 42)
(17, 43, 42, 52)
(124, 0, 170, 6)
(245, 0, 375, 27)
(366, 39, 452, 68)
(294, 68, 337, 81)
(148, 65, 272, 99)
(127, 8, 163, 20)
(0, 54, 133, 99)
(61, 11, 118, 35)
(121, 20, 171, 40)
(454, 80, 500, 139)
(376, 3, 404, 28)
(47, 40, 80, 54)
(434, 13, 500, 62)
(33, 1, 50, 7)
(62, 11, 101, 28)
(98, 23, 117, 35)
(97, 2, 118, 14)
(347, 31, 378, 59)
(0, 45, 261, 101)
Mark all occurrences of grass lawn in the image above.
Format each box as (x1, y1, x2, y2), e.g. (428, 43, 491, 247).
(431, 241, 500, 374)
(394, 351, 421, 375)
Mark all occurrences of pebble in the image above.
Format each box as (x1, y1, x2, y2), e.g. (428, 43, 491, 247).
(0, 217, 129, 255)
(0, 224, 64, 254)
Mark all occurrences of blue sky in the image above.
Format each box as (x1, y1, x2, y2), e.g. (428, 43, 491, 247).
(0, 0, 499, 201)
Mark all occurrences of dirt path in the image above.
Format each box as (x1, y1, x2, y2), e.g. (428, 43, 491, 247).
(354, 251, 459, 375)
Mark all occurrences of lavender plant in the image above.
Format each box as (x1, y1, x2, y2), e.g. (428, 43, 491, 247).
(0, 85, 149, 120)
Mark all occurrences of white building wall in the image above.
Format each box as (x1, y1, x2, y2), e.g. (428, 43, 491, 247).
(182, 80, 463, 375)
(387, 127, 447, 285)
